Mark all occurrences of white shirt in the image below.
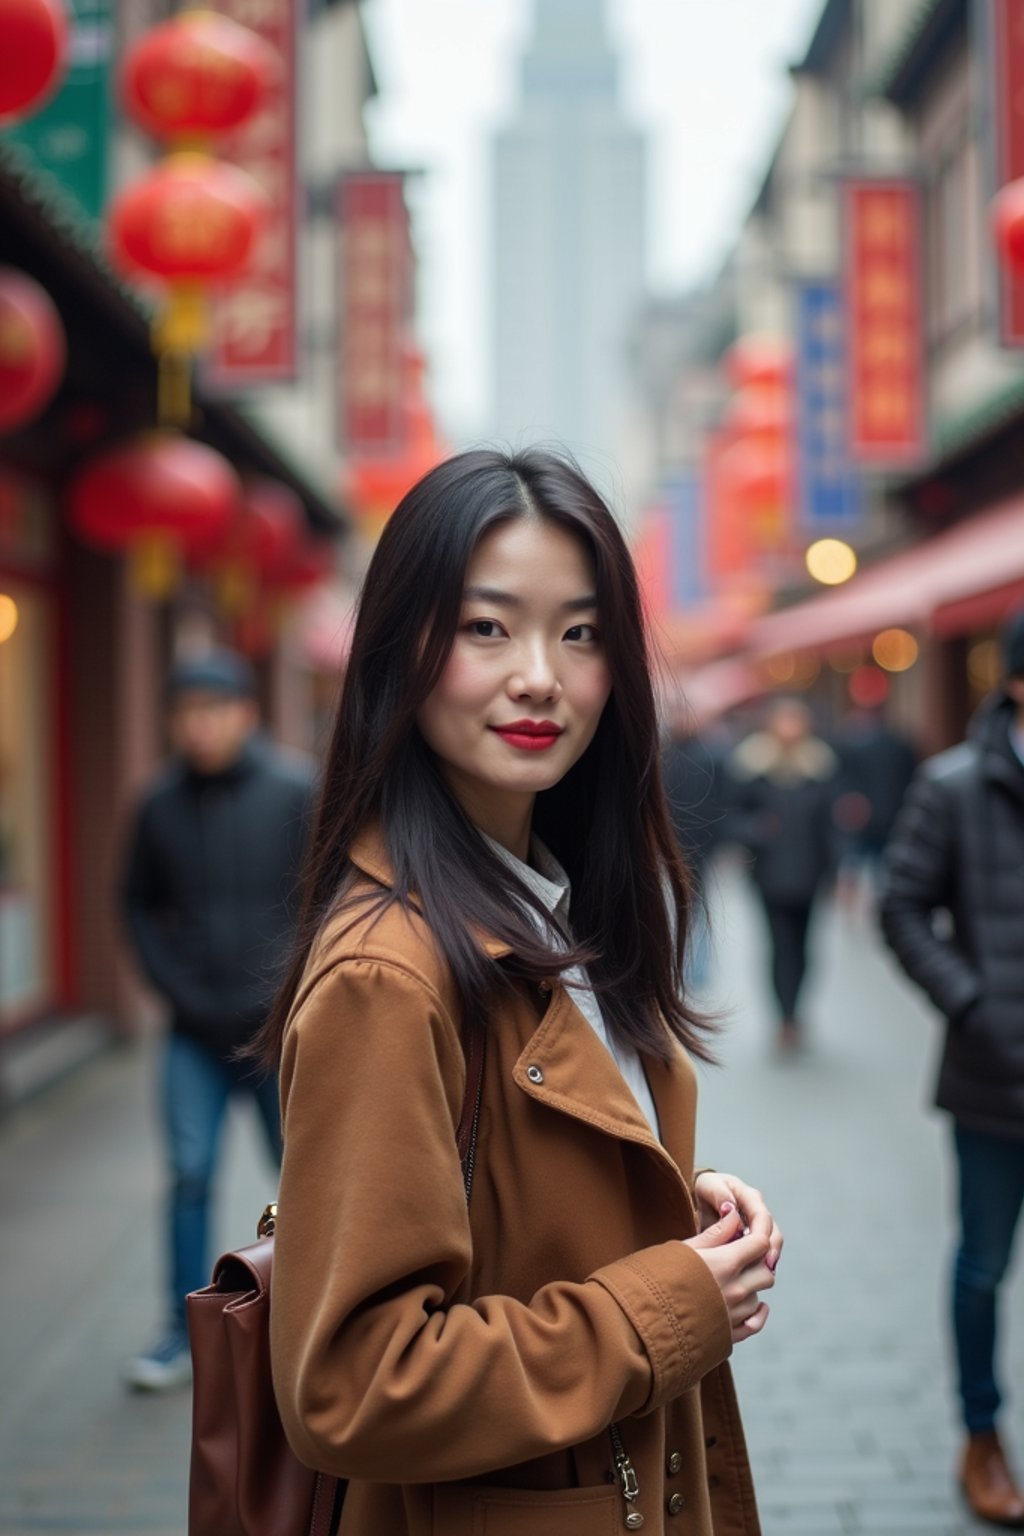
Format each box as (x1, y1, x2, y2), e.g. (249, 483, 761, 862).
(484, 834, 662, 1141)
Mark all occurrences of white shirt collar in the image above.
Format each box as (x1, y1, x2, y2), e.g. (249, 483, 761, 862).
(483, 833, 571, 920)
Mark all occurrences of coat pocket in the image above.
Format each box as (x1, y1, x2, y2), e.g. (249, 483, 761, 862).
(433, 1481, 620, 1536)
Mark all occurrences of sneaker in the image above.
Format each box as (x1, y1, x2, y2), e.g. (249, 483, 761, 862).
(123, 1331, 193, 1392)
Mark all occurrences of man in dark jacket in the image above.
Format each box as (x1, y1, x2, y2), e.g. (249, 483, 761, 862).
(727, 697, 840, 1051)
(122, 649, 315, 1390)
(881, 610, 1024, 1527)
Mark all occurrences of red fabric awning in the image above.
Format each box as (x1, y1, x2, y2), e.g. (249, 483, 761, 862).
(749, 498, 1024, 658)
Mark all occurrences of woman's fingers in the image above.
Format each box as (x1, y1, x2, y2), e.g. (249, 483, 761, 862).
(687, 1207, 744, 1248)
(733, 1301, 770, 1343)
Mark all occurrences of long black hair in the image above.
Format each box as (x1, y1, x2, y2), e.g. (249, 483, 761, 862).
(254, 447, 713, 1068)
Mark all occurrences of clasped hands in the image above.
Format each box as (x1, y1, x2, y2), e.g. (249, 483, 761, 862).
(685, 1171, 783, 1344)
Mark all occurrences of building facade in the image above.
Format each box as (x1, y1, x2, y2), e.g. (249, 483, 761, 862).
(492, 0, 646, 497)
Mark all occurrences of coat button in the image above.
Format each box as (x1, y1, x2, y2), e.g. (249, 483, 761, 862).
(538, 979, 552, 993)
(667, 1492, 685, 1515)
(526, 1064, 544, 1084)
(667, 1452, 682, 1475)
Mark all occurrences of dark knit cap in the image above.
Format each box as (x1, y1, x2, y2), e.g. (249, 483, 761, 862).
(1002, 607, 1024, 681)
(166, 648, 256, 701)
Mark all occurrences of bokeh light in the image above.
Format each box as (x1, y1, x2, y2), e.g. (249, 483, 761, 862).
(0, 593, 19, 644)
(806, 538, 857, 585)
(872, 627, 919, 672)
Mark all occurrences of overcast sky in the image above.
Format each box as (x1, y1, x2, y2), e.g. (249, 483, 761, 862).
(362, 0, 825, 441)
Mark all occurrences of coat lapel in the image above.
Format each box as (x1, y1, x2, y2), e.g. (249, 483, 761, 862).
(513, 985, 695, 1191)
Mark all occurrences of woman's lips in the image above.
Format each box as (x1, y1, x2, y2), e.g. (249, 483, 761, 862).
(490, 723, 564, 752)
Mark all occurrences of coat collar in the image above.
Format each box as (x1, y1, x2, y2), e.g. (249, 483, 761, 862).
(350, 827, 696, 1191)
(348, 824, 512, 958)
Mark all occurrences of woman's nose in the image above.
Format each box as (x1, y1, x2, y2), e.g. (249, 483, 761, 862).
(509, 640, 562, 700)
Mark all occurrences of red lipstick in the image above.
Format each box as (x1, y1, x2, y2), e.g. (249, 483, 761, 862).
(490, 719, 564, 753)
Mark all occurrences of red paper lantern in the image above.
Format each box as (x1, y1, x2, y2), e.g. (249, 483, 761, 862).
(280, 535, 333, 595)
(67, 431, 241, 596)
(109, 152, 269, 285)
(725, 335, 792, 391)
(242, 479, 304, 579)
(721, 438, 791, 509)
(122, 11, 276, 143)
(0, 0, 68, 123)
(992, 177, 1024, 273)
(196, 478, 304, 614)
(726, 387, 791, 444)
(0, 266, 66, 432)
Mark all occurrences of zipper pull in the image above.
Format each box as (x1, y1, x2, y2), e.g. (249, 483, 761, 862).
(609, 1423, 643, 1528)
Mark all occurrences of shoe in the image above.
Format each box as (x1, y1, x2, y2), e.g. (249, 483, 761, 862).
(961, 1430, 1024, 1527)
(123, 1330, 193, 1392)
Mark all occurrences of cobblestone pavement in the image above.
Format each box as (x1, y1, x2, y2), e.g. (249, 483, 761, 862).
(698, 861, 1024, 1536)
(1, 863, 1021, 1534)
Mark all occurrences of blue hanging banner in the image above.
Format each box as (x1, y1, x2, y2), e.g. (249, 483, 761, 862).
(793, 279, 863, 532)
(662, 469, 706, 610)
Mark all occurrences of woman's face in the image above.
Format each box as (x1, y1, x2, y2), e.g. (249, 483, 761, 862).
(417, 515, 612, 847)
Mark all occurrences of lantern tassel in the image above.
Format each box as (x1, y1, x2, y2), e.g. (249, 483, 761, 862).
(153, 282, 208, 427)
(130, 531, 181, 600)
(157, 350, 192, 428)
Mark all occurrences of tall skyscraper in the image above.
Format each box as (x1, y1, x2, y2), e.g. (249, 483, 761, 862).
(492, 0, 647, 485)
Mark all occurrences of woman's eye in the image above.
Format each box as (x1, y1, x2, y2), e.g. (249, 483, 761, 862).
(467, 619, 504, 639)
(564, 623, 599, 643)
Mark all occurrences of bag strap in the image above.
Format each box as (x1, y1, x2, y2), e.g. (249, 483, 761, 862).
(455, 1025, 486, 1203)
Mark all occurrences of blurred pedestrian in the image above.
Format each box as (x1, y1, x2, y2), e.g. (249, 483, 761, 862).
(727, 697, 840, 1052)
(121, 648, 315, 1391)
(833, 706, 917, 909)
(258, 449, 780, 1534)
(880, 610, 1024, 1528)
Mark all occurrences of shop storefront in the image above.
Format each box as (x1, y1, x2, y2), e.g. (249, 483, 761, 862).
(0, 152, 346, 1102)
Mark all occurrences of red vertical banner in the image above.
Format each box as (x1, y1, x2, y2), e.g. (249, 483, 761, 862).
(705, 429, 748, 584)
(843, 179, 927, 465)
(338, 172, 411, 454)
(633, 503, 671, 621)
(207, 0, 298, 384)
(989, 0, 1024, 344)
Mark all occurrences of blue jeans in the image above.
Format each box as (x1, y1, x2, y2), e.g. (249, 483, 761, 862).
(163, 1032, 282, 1332)
(952, 1123, 1024, 1432)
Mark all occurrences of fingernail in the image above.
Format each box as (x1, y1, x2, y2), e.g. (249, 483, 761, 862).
(720, 1201, 735, 1215)
(767, 1253, 778, 1272)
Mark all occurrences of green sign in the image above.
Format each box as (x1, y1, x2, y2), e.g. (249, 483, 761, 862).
(2, 0, 113, 222)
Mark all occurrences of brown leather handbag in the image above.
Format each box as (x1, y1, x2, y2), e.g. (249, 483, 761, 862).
(186, 1026, 486, 1536)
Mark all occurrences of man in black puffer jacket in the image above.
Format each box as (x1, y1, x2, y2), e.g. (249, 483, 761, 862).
(121, 649, 315, 1392)
(881, 609, 1024, 1529)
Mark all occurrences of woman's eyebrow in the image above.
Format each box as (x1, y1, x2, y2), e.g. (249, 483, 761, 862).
(463, 585, 598, 613)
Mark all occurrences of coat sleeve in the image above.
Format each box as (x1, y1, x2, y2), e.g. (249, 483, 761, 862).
(271, 956, 733, 1484)
(879, 768, 980, 1022)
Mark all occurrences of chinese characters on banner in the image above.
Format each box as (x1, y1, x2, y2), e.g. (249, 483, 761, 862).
(987, 0, 1024, 344)
(207, 0, 298, 383)
(338, 172, 411, 454)
(844, 179, 927, 465)
(793, 279, 862, 531)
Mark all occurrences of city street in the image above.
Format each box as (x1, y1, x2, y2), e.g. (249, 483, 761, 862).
(1, 863, 1021, 1536)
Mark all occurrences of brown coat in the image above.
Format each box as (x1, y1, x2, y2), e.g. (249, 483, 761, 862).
(271, 830, 761, 1536)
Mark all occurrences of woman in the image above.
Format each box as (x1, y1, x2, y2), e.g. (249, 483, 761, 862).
(261, 449, 780, 1535)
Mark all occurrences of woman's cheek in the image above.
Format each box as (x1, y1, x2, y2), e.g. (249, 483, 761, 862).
(435, 646, 494, 709)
